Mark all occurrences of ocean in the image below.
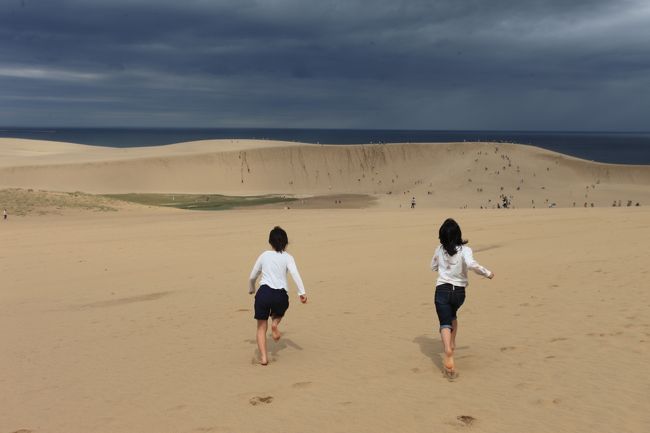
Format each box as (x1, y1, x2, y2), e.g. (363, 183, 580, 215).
(1, 128, 649, 165)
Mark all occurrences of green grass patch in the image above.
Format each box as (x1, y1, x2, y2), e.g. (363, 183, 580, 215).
(0, 188, 118, 216)
(104, 193, 297, 210)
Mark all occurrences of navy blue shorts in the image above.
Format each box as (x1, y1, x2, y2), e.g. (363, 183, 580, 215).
(254, 285, 289, 320)
(434, 283, 466, 330)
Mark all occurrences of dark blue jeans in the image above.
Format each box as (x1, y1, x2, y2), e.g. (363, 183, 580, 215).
(434, 284, 466, 330)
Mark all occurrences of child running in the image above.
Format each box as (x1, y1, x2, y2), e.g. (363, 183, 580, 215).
(248, 226, 307, 366)
(431, 218, 494, 378)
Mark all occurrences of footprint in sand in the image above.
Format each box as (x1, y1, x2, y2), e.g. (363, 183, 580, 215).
(550, 337, 568, 343)
(236, 309, 249, 312)
(533, 398, 561, 407)
(292, 381, 312, 389)
(515, 382, 532, 390)
(249, 396, 273, 406)
(12, 430, 32, 433)
(500, 346, 516, 352)
(457, 415, 476, 426)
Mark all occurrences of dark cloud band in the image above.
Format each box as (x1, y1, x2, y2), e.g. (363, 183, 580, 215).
(1, 0, 648, 129)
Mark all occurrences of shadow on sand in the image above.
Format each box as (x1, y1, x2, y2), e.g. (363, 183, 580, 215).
(413, 334, 445, 371)
(414, 335, 472, 378)
(246, 335, 303, 364)
(270, 337, 303, 356)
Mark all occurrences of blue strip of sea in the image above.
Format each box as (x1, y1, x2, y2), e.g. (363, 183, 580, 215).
(1, 128, 649, 165)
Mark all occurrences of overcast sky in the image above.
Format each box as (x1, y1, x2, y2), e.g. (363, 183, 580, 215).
(1, 0, 649, 130)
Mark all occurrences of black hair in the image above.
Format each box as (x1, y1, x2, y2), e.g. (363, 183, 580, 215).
(438, 218, 468, 256)
(269, 226, 289, 252)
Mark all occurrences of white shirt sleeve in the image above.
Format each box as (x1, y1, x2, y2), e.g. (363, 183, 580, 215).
(463, 247, 492, 278)
(287, 255, 306, 296)
(248, 254, 263, 293)
(431, 247, 439, 271)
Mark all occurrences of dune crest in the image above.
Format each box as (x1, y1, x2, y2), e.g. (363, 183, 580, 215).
(0, 139, 648, 208)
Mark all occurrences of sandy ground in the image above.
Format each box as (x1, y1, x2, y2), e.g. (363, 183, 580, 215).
(1, 206, 649, 433)
(0, 139, 649, 432)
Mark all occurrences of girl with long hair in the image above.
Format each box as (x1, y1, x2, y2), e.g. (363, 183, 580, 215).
(431, 218, 494, 378)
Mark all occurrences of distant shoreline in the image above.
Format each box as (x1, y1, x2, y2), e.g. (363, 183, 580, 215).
(1, 128, 649, 164)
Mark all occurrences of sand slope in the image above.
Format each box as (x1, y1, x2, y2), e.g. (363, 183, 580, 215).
(1, 138, 648, 208)
(0, 207, 648, 433)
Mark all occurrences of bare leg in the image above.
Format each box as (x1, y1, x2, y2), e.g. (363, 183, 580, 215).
(451, 319, 458, 351)
(271, 316, 283, 341)
(440, 327, 455, 373)
(256, 320, 269, 365)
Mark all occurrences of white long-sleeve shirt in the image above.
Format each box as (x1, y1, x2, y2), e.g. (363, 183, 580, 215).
(431, 244, 492, 287)
(249, 250, 306, 296)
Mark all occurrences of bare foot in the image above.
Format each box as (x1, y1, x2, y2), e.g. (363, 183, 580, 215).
(444, 367, 458, 380)
(271, 324, 282, 342)
(443, 359, 458, 380)
(260, 358, 268, 366)
(444, 354, 455, 373)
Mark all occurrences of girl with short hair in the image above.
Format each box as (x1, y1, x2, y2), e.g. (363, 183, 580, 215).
(249, 226, 307, 365)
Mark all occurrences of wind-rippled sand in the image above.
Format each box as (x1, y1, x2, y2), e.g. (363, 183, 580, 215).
(1, 207, 648, 433)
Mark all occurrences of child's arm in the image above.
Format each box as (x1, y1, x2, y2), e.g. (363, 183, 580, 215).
(287, 256, 307, 301)
(464, 248, 494, 279)
(431, 249, 439, 272)
(248, 255, 263, 294)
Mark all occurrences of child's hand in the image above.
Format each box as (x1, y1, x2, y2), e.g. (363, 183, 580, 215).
(249, 288, 255, 295)
(488, 272, 495, 279)
(299, 295, 308, 304)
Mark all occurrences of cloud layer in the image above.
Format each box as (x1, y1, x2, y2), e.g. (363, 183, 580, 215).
(1, 0, 649, 129)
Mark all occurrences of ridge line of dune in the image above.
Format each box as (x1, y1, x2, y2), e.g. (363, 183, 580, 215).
(1, 139, 648, 209)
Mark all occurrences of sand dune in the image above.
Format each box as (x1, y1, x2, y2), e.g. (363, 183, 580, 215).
(0, 138, 302, 166)
(1, 138, 648, 208)
(0, 138, 648, 432)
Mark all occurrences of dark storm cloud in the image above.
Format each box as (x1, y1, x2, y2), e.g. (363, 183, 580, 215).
(1, 0, 649, 129)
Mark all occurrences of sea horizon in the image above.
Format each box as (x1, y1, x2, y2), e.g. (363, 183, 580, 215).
(1, 127, 649, 165)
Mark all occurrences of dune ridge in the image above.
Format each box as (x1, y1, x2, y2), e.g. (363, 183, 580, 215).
(1, 138, 648, 208)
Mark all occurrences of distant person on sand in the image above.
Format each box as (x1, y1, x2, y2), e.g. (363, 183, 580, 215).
(3, 209, 6, 220)
(411, 197, 416, 208)
(248, 226, 308, 365)
(430, 218, 494, 379)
